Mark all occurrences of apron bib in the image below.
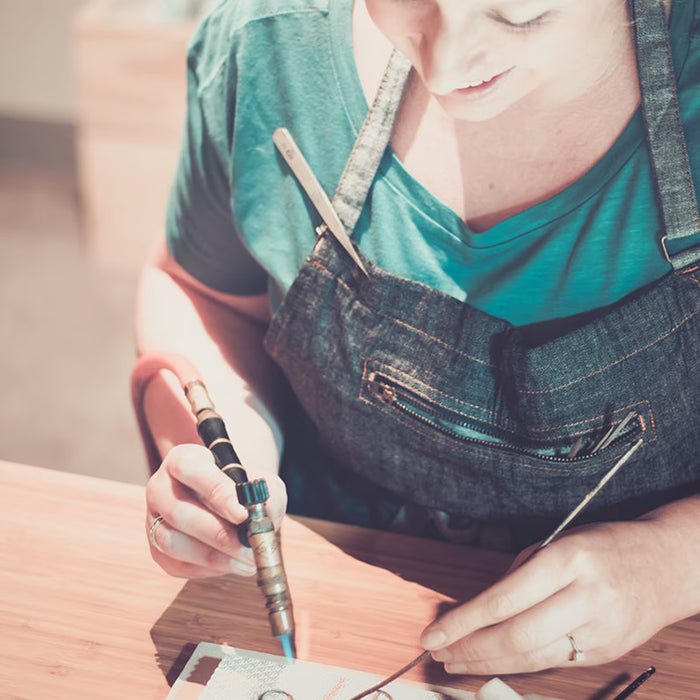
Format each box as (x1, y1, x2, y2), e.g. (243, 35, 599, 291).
(263, 0, 700, 550)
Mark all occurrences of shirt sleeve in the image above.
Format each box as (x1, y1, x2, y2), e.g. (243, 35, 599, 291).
(165, 22, 268, 296)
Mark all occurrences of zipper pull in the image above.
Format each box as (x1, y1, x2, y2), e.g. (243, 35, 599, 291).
(367, 372, 396, 403)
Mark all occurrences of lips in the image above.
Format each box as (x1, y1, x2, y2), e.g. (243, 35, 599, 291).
(449, 67, 514, 98)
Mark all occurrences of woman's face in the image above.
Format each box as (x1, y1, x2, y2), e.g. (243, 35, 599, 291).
(363, 0, 631, 121)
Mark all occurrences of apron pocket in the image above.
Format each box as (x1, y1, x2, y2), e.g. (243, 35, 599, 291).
(361, 359, 646, 464)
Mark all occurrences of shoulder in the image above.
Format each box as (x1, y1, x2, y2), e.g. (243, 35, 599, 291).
(674, 0, 700, 174)
(187, 0, 331, 83)
(199, 0, 330, 34)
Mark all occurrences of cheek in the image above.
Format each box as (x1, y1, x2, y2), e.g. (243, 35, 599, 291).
(364, 0, 402, 35)
(363, 0, 426, 50)
(519, 31, 584, 74)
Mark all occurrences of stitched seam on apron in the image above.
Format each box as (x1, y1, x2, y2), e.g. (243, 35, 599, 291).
(362, 360, 500, 420)
(310, 259, 699, 394)
(267, 257, 323, 357)
(357, 392, 648, 473)
(361, 360, 655, 439)
(660, 24, 700, 237)
(682, 267, 700, 288)
(309, 259, 494, 367)
(520, 309, 699, 395)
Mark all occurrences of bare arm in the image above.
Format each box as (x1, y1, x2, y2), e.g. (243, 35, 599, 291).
(136, 238, 284, 474)
(136, 238, 288, 578)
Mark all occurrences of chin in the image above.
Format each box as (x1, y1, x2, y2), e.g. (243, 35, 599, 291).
(435, 93, 520, 122)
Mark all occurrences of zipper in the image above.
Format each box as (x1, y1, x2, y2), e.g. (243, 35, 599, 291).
(365, 371, 639, 463)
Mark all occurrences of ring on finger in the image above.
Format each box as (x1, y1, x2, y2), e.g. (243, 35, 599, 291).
(149, 515, 167, 553)
(566, 634, 585, 663)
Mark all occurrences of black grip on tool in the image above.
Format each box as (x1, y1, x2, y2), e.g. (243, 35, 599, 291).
(196, 413, 247, 483)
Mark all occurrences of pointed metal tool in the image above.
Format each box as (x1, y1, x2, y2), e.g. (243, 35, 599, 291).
(273, 127, 369, 276)
(348, 437, 644, 699)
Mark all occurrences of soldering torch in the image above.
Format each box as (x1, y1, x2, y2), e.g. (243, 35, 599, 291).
(131, 353, 296, 658)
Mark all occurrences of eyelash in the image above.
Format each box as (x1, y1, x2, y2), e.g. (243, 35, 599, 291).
(492, 11, 550, 31)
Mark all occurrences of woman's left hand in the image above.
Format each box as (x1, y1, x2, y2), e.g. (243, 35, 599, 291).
(420, 518, 686, 674)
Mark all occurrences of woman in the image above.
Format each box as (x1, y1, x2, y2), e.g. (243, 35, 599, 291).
(136, 0, 700, 674)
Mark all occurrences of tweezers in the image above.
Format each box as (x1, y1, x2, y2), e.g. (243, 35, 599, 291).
(273, 128, 369, 276)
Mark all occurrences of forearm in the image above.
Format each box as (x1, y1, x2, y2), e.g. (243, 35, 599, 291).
(638, 492, 700, 623)
(135, 241, 285, 477)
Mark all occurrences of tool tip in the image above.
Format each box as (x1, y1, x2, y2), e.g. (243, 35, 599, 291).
(278, 633, 296, 660)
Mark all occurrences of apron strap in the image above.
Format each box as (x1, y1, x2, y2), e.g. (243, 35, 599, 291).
(631, 0, 700, 269)
(332, 50, 412, 235)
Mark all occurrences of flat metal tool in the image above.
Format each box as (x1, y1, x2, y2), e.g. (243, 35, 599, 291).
(273, 127, 369, 276)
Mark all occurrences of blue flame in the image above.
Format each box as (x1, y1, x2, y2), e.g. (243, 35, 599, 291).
(278, 633, 296, 660)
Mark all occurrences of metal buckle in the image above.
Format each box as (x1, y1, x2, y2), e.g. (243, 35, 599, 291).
(660, 234, 672, 264)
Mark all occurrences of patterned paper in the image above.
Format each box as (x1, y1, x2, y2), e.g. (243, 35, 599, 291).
(198, 647, 468, 700)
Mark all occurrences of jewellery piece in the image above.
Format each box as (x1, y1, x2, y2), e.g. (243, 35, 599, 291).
(148, 515, 166, 553)
(346, 651, 428, 700)
(567, 634, 585, 663)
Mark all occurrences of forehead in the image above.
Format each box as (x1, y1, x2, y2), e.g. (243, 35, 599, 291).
(379, 0, 613, 14)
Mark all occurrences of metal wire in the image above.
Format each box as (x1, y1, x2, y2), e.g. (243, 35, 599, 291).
(345, 650, 429, 700)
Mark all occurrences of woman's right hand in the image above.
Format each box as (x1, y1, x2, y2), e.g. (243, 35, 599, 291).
(145, 443, 288, 578)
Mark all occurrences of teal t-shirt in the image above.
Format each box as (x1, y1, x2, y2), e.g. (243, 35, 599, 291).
(166, 0, 700, 326)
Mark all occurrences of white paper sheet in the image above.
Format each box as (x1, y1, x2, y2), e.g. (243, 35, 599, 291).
(167, 643, 562, 700)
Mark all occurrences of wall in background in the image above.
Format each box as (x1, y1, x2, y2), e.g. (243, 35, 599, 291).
(0, 0, 86, 122)
(0, 0, 210, 123)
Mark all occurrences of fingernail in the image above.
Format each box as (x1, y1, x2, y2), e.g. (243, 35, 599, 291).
(445, 663, 469, 675)
(421, 629, 447, 649)
(230, 559, 256, 576)
(431, 648, 452, 662)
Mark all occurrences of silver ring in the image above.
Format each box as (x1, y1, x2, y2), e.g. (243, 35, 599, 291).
(148, 515, 166, 553)
(567, 634, 585, 663)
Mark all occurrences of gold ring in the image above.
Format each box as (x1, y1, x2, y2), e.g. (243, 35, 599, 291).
(148, 515, 166, 553)
(567, 634, 585, 663)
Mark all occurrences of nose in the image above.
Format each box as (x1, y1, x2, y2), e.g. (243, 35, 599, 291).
(417, 10, 488, 95)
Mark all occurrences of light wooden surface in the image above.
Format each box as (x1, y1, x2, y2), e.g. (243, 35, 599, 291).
(1, 460, 698, 699)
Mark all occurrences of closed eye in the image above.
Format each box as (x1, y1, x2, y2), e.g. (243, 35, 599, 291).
(488, 10, 551, 30)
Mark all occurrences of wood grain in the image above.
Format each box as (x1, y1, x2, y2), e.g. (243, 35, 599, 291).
(1, 460, 698, 699)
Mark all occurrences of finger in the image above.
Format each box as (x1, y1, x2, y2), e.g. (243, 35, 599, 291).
(432, 582, 583, 664)
(443, 629, 596, 676)
(148, 514, 257, 576)
(262, 474, 288, 528)
(150, 478, 256, 566)
(504, 541, 540, 574)
(165, 444, 249, 524)
(150, 545, 240, 579)
(421, 547, 576, 650)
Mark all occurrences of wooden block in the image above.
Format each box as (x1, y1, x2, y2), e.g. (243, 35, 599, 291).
(76, 131, 180, 268)
(73, 0, 197, 270)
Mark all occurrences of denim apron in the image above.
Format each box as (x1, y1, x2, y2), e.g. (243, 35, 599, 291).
(264, 0, 700, 551)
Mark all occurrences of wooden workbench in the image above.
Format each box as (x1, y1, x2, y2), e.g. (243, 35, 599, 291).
(1, 460, 698, 698)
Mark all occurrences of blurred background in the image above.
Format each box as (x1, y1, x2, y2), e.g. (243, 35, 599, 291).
(0, 0, 209, 484)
